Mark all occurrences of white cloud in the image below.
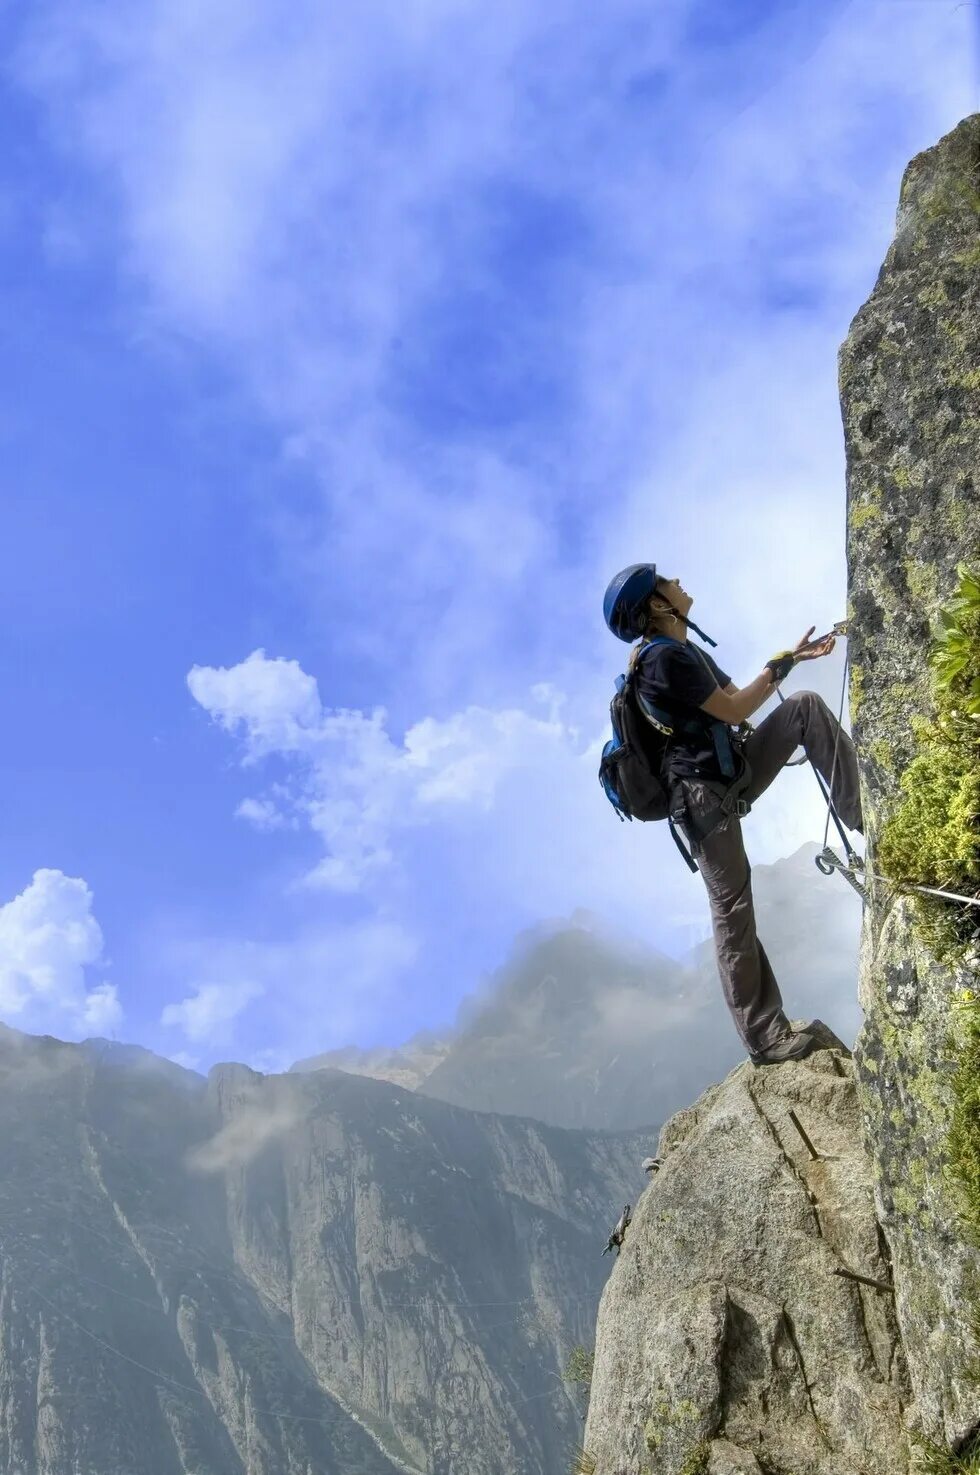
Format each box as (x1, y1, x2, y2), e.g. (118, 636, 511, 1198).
(0, 869, 122, 1037)
(186, 646, 841, 990)
(16, 2, 972, 684)
(161, 978, 262, 1044)
(167, 1049, 201, 1072)
(235, 796, 290, 831)
(188, 648, 322, 755)
(19, 1, 972, 707)
(81, 981, 123, 1034)
(190, 650, 589, 892)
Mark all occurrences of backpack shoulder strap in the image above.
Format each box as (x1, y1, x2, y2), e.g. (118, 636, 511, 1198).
(629, 635, 673, 674)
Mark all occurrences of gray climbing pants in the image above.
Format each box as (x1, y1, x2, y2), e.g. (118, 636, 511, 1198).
(678, 690, 863, 1054)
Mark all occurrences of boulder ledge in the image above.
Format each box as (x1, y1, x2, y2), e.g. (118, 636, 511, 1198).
(584, 1030, 910, 1474)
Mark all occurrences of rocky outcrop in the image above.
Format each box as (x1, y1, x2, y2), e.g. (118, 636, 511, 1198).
(0, 1027, 648, 1475)
(840, 114, 980, 1449)
(583, 1030, 910, 1474)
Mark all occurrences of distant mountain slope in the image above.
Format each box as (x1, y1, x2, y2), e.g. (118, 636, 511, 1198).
(290, 1032, 450, 1090)
(419, 924, 735, 1130)
(0, 1026, 646, 1475)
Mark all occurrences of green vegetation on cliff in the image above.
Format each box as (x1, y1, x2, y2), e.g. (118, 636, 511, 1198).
(875, 562, 980, 1462)
(878, 562, 980, 961)
(948, 989, 980, 1247)
(912, 1427, 980, 1474)
(841, 115, 980, 1447)
(563, 1347, 595, 1387)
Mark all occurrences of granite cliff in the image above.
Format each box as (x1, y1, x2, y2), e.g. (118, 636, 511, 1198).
(584, 1029, 909, 1475)
(841, 112, 980, 1456)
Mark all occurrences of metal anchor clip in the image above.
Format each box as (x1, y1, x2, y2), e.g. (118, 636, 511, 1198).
(815, 845, 866, 899)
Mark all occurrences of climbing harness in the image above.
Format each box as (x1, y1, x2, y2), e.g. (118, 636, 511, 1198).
(604, 610, 980, 917)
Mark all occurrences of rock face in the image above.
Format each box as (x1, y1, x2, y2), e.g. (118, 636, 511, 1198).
(840, 114, 980, 1447)
(0, 1027, 648, 1475)
(583, 1032, 911, 1474)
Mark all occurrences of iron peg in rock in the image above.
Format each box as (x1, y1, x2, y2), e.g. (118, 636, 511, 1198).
(787, 1109, 822, 1161)
(833, 1265, 895, 1295)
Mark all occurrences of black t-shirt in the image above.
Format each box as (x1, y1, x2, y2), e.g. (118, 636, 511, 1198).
(634, 638, 733, 780)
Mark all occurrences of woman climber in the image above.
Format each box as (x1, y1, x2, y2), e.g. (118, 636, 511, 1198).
(602, 562, 863, 1066)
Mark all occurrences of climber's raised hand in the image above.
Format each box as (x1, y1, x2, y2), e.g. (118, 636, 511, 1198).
(793, 626, 836, 662)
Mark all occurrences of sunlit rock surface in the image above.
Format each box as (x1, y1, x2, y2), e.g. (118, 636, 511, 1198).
(583, 1032, 910, 1474)
(291, 1033, 451, 1091)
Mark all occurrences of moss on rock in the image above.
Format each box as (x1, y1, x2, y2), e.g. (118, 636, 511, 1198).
(911, 1428, 980, 1474)
(677, 1441, 710, 1475)
(947, 992, 980, 1249)
(877, 563, 980, 963)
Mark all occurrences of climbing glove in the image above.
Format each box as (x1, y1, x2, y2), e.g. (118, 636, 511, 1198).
(765, 650, 796, 683)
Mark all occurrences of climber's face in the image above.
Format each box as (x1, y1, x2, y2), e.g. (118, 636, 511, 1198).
(653, 575, 693, 618)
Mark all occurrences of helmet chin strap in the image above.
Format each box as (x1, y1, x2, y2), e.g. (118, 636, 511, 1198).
(663, 605, 717, 648)
(681, 614, 717, 647)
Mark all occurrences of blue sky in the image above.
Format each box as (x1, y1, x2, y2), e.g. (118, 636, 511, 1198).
(0, 0, 975, 1071)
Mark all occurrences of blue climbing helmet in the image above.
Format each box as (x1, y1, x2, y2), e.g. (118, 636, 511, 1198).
(603, 563, 717, 647)
(603, 563, 658, 643)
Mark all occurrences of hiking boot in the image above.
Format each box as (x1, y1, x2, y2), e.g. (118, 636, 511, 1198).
(748, 1029, 818, 1067)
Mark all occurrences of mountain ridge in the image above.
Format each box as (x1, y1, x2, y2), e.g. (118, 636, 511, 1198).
(0, 1024, 648, 1475)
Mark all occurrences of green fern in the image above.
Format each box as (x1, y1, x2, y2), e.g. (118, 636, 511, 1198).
(932, 563, 980, 714)
(878, 565, 980, 1412)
